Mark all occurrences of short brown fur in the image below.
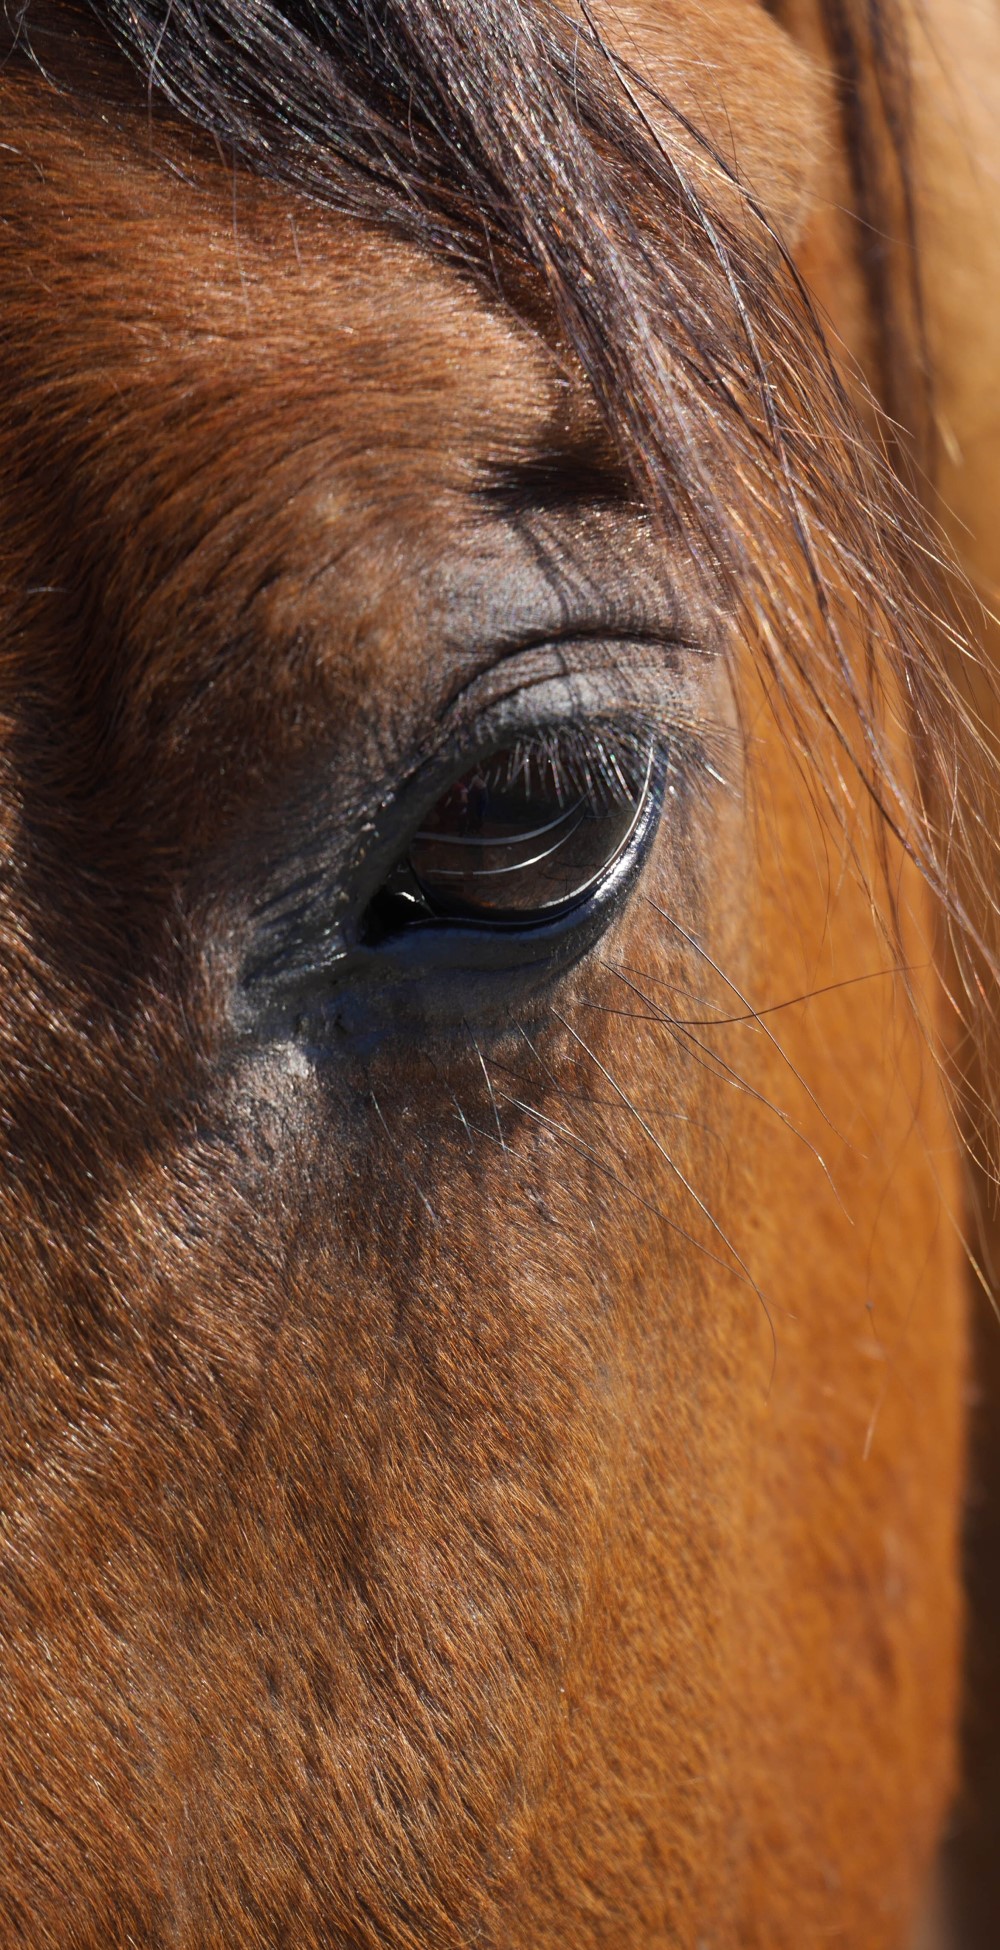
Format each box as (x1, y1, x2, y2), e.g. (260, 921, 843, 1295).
(0, 1, 992, 1944)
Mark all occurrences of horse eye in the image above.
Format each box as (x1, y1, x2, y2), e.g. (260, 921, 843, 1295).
(366, 725, 657, 935)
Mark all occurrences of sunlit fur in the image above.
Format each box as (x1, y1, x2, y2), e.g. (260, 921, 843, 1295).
(0, 0, 993, 1943)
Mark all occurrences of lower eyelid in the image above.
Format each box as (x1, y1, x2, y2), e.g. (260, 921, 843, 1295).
(234, 726, 684, 1045)
(235, 674, 705, 1013)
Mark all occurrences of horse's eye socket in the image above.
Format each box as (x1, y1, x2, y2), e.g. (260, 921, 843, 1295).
(369, 726, 655, 934)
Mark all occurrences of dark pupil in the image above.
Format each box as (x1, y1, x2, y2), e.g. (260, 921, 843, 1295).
(385, 733, 650, 927)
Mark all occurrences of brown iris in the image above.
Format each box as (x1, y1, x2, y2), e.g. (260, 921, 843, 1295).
(380, 730, 653, 927)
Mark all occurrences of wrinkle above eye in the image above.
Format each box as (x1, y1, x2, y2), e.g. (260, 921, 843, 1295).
(427, 501, 722, 720)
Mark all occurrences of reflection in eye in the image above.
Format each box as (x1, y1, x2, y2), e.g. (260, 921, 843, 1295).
(376, 725, 656, 930)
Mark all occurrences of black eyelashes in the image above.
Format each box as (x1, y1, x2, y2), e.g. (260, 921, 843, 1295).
(362, 722, 658, 941)
(234, 711, 677, 1048)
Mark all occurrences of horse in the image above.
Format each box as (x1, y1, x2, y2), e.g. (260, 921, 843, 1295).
(0, 0, 997, 1943)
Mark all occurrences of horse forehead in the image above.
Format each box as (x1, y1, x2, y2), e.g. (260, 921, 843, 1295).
(0, 84, 576, 726)
(0, 7, 834, 734)
(0, 0, 834, 572)
(0, 99, 552, 448)
(1, 0, 833, 402)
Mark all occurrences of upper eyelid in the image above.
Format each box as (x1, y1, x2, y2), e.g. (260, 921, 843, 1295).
(394, 661, 673, 845)
(431, 630, 703, 744)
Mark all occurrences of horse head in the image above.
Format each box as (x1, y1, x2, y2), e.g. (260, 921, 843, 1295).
(0, 1, 997, 1942)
